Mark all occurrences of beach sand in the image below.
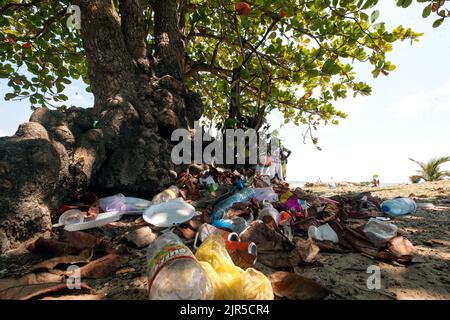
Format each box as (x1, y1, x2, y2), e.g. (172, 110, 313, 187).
(0, 181, 448, 300)
(283, 180, 450, 300)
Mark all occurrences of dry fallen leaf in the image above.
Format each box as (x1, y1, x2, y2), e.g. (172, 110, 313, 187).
(387, 236, 416, 258)
(293, 238, 320, 263)
(40, 294, 105, 300)
(29, 249, 93, 273)
(0, 273, 64, 292)
(0, 282, 91, 300)
(28, 237, 78, 256)
(269, 271, 333, 300)
(75, 254, 129, 279)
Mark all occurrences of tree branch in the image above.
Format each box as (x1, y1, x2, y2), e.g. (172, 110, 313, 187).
(119, 0, 149, 66)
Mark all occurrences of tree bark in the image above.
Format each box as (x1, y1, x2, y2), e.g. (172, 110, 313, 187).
(0, 0, 203, 254)
(153, 0, 184, 81)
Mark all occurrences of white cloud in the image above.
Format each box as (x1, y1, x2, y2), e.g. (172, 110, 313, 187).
(390, 80, 450, 117)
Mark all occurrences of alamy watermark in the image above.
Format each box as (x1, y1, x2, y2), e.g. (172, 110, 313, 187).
(66, 265, 81, 290)
(366, 265, 381, 290)
(171, 121, 280, 165)
(66, 5, 81, 30)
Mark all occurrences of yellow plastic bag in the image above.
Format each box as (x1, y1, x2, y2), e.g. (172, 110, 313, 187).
(195, 235, 274, 300)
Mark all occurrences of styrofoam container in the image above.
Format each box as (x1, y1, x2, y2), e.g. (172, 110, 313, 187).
(143, 198, 196, 228)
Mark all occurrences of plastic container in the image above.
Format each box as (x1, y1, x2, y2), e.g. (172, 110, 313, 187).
(64, 211, 122, 231)
(143, 198, 196, 228)
(146, 232, 214, 300)
(258, 201, 280, 225)
(152, 185, 180, 205)
(381, 198, 417, 217)
(363, 218, 398, 247)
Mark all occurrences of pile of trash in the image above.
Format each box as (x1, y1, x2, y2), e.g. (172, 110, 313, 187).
(0, 164, 419, 300)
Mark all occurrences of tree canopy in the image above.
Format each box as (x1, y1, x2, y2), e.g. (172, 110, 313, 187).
(1, 0, 445, 139)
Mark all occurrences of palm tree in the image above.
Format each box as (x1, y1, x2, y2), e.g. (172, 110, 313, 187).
(409, 157, 450, 182)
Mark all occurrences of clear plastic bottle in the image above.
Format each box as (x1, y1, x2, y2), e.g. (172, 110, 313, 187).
(381, 198, 417, 217)
(146, 232, 214, 300)
(258, 201, 280, 225)
(152, 185, 179, 204)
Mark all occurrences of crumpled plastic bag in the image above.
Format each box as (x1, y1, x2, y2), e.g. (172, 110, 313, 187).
(195, 235, 273, 300)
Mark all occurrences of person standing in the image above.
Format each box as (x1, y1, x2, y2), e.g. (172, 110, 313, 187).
(280, 144, 292, 180)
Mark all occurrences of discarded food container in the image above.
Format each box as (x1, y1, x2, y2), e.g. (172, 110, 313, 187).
(143, 198, 196, 228)
(308, 224, 339, 243)
(194, 223, 239, 249)
(363, 218, 398, 247)
(381, 198, 416, 217)
(195, 235, 273, 300)
(64, 211, 122, 232)
(147, 231, 214, 300)
(152, 185, 179, 204)
(52, 209, 84, 228)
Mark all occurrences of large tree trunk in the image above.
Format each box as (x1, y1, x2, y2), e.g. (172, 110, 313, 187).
(0, 0, 203, 254)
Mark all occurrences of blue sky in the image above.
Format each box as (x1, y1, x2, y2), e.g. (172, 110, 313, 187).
(1, 1, 449, 183)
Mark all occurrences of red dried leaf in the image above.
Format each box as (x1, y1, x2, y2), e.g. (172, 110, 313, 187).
(77, 254, 129, 279)
(269, 272, 333, 300)
(0, 282, 91, 300)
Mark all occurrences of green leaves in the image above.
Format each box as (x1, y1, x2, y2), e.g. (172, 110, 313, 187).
(423, 4, 432, 18)
(322, 59, 341, 75)
(433, 18, 445, 28)
(371, 10, 380, 23)
(396, 0, 413, 8)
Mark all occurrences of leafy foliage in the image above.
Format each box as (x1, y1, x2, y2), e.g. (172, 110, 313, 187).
(0, 0, 425, 139)
(409, 156, 450, 182)
(0, 0, 86, 111)
(183, 0, 422, 138)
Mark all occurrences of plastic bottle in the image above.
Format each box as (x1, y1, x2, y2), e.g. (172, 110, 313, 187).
(258, 201, 280, 225)
(152, 185, 179, 204)
(146, 232, 214, 300)
(210, 188, 256, 222)
(381, 198, 417, 217)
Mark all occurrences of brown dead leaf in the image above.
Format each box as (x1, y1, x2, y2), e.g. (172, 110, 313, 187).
(269, 271, 333, 300)
(387, 236, 416, 259)
(0, 282, 91, 300)
(40, 294, 105, 300)
(28, 237, 78, 256)
(293, 238, 320, 263)
(75, 254, 129, 279)
(0, 273, 64, 292)
(29, 249, 93, 273)
(240, 221, 294, 251)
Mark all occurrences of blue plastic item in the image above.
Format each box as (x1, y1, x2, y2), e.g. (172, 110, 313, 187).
(210, 188, 256, 222)
(381, 198, 417, 217)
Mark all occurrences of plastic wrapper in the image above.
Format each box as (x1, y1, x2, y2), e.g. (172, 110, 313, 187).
(195, 235, 273, 300)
